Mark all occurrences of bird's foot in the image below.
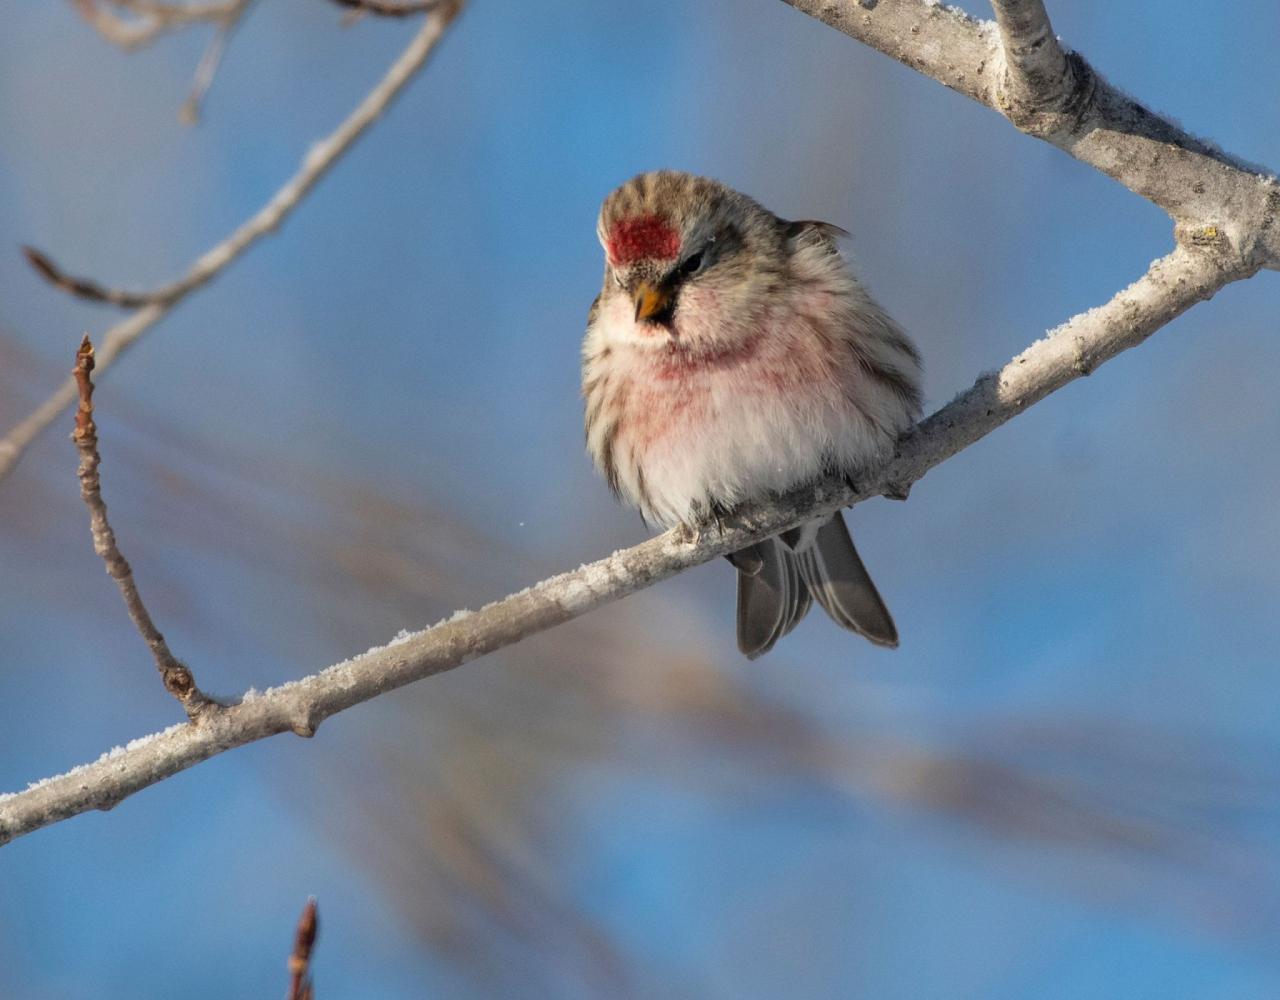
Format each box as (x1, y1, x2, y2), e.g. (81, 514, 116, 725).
(883, 481, 912, 501)
(673, 521, 700, 546)
(678, 500, 733, 546)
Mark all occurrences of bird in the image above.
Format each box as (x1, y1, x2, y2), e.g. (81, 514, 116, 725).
(581, 170, 922, 658)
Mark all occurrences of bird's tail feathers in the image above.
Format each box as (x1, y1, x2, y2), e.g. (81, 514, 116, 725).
(732, 537, 811, 659)
(730, 512, 898, 657)
(792, 512, 899, 648)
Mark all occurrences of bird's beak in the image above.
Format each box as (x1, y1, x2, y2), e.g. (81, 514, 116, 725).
(633, 281, 673, 324)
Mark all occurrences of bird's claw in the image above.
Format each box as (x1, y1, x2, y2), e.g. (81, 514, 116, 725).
(674, 521, 701, 546)
(883, 481, 912, 501)
(678, 502, 732, 546)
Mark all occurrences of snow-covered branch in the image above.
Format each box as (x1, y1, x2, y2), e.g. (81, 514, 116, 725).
(782, 0, 1280, 266)
(0, 244, 1249, 847)
(0, 2, 463, 483)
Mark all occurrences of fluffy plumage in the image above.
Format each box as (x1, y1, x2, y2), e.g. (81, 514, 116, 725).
(582, 171, 922, 657)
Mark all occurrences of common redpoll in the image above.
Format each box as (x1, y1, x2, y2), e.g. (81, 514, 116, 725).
(582, 171, 922, 658)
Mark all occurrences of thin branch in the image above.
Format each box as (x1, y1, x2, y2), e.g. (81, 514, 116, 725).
(780, 0, 1280, 265)
(177, 0, 255, 125)
(0, 244, 1248, 847)
(72, 0, 245, 51)
(73, 0, 167, 49)
(22, 247, 162, 308)
(988, 0, 1075, 116)
(287, 898, 319, 1000)
(330, 0, 446, 16)
(72, 336, 215, 719)
(116, 0, 241, 16)
(0, 2, 465, 483)
(72, 0, 255, 122)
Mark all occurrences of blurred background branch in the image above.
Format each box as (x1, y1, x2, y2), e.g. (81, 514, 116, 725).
(331, 0, 451, 18)
(0, 0, 463, 483)
(73, 0, 252, 52)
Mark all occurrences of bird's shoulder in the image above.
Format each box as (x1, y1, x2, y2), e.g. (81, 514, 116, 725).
(784, 219, 850, 253)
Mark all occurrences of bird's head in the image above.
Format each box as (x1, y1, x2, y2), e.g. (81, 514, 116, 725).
(596, 171, 788, 349)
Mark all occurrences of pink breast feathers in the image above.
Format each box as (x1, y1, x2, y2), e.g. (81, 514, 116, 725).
(607, 215, 680, 265)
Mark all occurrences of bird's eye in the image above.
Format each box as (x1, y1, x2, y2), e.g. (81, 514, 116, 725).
(678, 249, 706, 278)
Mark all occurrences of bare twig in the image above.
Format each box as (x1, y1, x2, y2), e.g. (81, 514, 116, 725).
(72, 0, 255, 121)
(116, 0, 241, 16)
(330, 0, 446, 16)
(72, 336, 215, 719)
(0, 243, 1247, 846)
(287, 898, 319, 1000)
(22, 247, 162, 308)
(73, 0, 166, 48)
(178, 0, 254, 125)
(0, 2, 465, 483)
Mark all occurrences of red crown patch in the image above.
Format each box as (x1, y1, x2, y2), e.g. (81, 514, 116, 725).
(606, 215, 680, 265)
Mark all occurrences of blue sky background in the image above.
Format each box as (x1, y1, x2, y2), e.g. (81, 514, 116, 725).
(3, 1, 1280, 996)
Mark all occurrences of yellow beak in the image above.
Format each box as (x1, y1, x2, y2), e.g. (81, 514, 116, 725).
(633, 281, 673, 323)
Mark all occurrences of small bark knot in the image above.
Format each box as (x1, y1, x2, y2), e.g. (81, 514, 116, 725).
(290, 711, 319, 738)
(996, 52, 1093, 140)
(163, 663, 197, 699)
(1073, 337, 1096, 377)
(1185, 224, 1223, 247)
(163, 664, 221, 721)
(1174, 221, 1255, 273)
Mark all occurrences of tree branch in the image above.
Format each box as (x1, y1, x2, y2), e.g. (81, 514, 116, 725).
(72, 0, 256, 122)
(780, 0, 1280, 265)
(21, 246, 162, 309)
(988, 0, 1074, 116)
(0, 1, 464, 482)
(0, 244, 1248, 847)
(72, 336, 215, 718)
(177, 0, 253, 125)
